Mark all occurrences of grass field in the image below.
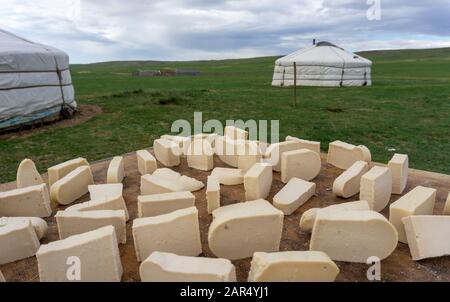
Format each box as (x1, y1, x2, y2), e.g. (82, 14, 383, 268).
(0, 48, 449, 182)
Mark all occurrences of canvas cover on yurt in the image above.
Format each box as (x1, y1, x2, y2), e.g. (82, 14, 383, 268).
(272, 41, 372, 87)
(0, 29, 76, 130)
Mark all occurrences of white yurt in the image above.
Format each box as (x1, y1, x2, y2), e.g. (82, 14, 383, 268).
(0, 29, 76, 130)
(272, 41, 372, 87)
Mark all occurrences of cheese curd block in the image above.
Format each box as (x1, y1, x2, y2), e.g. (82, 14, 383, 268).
(333, 161, 369, 198)
(0, 270, 5, 282)
(2, 217, 48, 240)
(153, 138, 181, 167)
(214, 136, 240, 167)
(402, 215, 450, 260)
(206, 176, 220, 214)
(141, 174, 182, 195)
(140, 251, 236, 282)
(299, 200, 370, 232)
(48, 157, 89, 187)
(285, 136, 320, 155)
(186, 139, 214, 171)
(360, 166, 392, 212)
(281, 149, 321, 183)
(0, 219, 40, 265)
(264, 141, 303, 172)
(244, 163, 272, 201)
(107, 156, 124, 183)
(178, 176, 204, 192)
(55, 210, 127, 244)
(444, 193, 450, 215)
(16, 158, 44, 188)
(389, 186, 436, 243)
(136, 150, 157, 175)
(36, 226, 123, 282)
(0, 183, 52, 217)
(247, 251, 339, 282)
(210, 167, 243, 185)
(50, 166, 94, 205)
(161, 135, 192, 155)
(273, 178, 315, 215)
(310, 210, 398, 263)
(388, 154, 409, 195)
(132, 207, 202, 262)
(237, 140, 262, 172)
(327, 141, 371, 170)
(192, 133, 218, 148)
(138, 191, 195, 217)
(66, 183, 129, 221)
(208, 199, 284, 260)
(224, 125, 248, 140)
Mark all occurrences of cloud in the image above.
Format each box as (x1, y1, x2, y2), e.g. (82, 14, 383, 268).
(1, 0, 449, 63)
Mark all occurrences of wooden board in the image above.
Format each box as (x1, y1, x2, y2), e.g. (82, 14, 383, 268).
(1, 150, 449, 282)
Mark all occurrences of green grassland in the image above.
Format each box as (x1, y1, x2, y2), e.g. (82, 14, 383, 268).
(0, 48, 449, 182)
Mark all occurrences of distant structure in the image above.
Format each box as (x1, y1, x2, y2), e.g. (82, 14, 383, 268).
(133, 68, 200, 77)
(272, 41, 372, 87)
(0, 29, 76, 131)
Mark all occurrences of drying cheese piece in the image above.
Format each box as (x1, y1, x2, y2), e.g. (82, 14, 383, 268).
(444, 193, 450, 215)
(153, 138, 181, 167)
(208, 199, 283, 260)
(327, 141, 371, 170)
(206, 176, 220, 214)
(389, 186, 436, 243)
(402, 215, 450, 260)
(214, 136, 240, 167)
(2, 217, 48, 240)
(48, 157, 89, 187)
(178, 176, 204, 192)
(285, 136, 320, 155)
(0, 184, 52, 217)
(186, 139, 214, 171)
(0, 219, 40, 265)
(152, 167, 181, 180)
(244, 163, 272, 201)
(210, 167, 243, 185)
(388, 153, 408, 194)
(192, 133, 218, 148)
(136, 150, 157, 175)
(36, 226, 122, 282)
(264, 141, 303, 172)
(55, 210, 127, 244)
(333, 161, 369, 198)
(310, 210, 398, 263)
(247, 251, 339, 282)
(50, 166, 94, 205)
(132, 207, 202, 262)
(141, 174, 181, 195)
(224, 125, 248, 140)
(16, 158, 44, 188)
(281, 149, 321, 183)
(299, 200, 370, 232)
(360, 166, 392, 212)
(237, 140, 262, 172)
(273, 178, 315, 215)
(0, 270, 4, 282)
(65, 183, 129, 221)
(138, 191, 195, 217)
(161, 135, 192, 155)
(107, 156, 124, 183)
(140, 251, 236, 282)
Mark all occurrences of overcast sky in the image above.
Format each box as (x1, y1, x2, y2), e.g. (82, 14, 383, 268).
(2, 0, 449, 63)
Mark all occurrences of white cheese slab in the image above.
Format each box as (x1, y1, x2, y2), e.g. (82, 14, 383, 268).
(153, 138, 181, 167)
(206, 176, 220, 214)
(16, 158, 44, 188)
(208, 199, 284, 260)
(107, 156, 124, 183)
(388, 153, 408, 195)
(224, 125, 248, 140)
(50, 165, 94, 205)
(186, 139, 214, 171)
(210, 167, 243, 185)
(244, 163, 272, 201)
(0, 183, 52, 217)
(140, 251, 236, 282)
(161, 135, 192, 155)
(389, 186, 436, 243)
(333, 160, 369, 198)
(136, 150, 157, 175)
(47, 157, 89, 187)
(248, 251, 339, 282)
(281, 149, 321, 182)
(285, 136, 321, 155)
(2, 217, 48, 240)
(55, 210, 127, 244)
(360, 166, 392, 212)
(36, 226, 123, 282)
(264, 141, 303, 172)
(138, 191, 195, 217)
(273, 178, 315, 215)
(327, 140, 371, 170)
(132, 207, 202, 262)
(0, 219, 40, 265)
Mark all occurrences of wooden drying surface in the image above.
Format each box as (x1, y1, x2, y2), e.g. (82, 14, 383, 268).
(1, 151, 449, 282)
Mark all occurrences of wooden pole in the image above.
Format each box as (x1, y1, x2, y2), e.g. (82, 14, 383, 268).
(293, 62, 297, 107)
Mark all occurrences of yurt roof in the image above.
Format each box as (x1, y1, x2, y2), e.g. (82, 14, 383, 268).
(276, 41, 372, 68)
